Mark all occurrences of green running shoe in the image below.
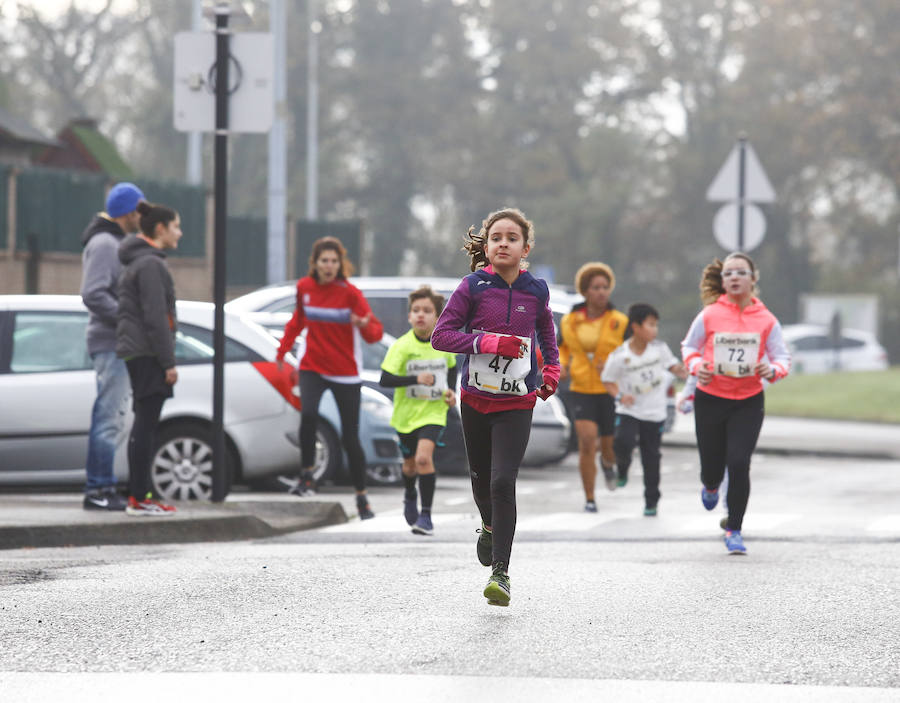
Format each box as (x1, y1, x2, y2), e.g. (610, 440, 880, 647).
(616, 476, 628, 488)
(476, 524, 493, 566)
(484, 563, 510, 607)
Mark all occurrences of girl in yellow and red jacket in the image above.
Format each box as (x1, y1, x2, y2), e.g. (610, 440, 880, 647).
(276, 236, 383, 518)
(559, 262, 628, 512)
(681, 252, 790, 555)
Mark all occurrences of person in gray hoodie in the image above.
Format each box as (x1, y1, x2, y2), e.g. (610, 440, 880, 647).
(79, 182, 144, 511)
(116, 200, 182, 516)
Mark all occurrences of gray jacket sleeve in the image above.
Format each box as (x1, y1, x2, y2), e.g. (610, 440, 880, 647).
(136, 260, 177, 370)
(80, 234, 121, 326)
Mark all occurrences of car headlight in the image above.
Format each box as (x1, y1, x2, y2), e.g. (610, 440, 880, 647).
(361, 397, 394, 423)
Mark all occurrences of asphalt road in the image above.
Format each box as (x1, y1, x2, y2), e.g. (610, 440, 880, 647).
(0, 448, 898, 702)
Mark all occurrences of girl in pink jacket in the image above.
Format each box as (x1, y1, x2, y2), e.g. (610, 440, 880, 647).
(681, 252, 791, 555)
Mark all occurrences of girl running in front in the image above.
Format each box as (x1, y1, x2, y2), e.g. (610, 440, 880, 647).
(432, 208, 560, 607)
(681, 252, 791, 555)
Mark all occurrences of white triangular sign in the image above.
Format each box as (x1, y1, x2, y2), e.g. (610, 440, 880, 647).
(706, 142, 776, 203)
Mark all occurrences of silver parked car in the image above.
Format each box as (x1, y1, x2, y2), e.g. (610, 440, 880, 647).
(0, 295, 401, 497)
(226, 278, 573, 468)
(781, 323, 889, 374)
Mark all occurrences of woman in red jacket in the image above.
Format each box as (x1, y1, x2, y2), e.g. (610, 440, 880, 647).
(276, 237, 383, 519)
(681, 252, 790, 555)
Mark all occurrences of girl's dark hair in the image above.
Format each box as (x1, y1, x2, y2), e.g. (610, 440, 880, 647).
(462, 207, 534, 272)
(136, 200, 177, 238)
(624, 302, 659, 340)
(307, 236, 355, 280)
(408, 285, 445, 315)
(699, 252, 759, 305)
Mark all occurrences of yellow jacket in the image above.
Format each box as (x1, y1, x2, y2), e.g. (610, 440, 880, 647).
(559, 307, 628, 394)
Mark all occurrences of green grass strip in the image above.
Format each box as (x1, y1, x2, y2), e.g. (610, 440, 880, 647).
(764, 367, 900, 423)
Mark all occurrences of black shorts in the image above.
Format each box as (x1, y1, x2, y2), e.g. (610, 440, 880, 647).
(125, 355, 173, 405)
(570, 392, 616, 436)
(397, 424, 445, 458)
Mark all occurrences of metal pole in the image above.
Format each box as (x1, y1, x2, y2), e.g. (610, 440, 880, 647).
(306, 0, 319, 219)
(267, 0, 287, 283)
(737, 133, 747, 251)
(212, 2, 230, 503)
(186, 0, 204, 184)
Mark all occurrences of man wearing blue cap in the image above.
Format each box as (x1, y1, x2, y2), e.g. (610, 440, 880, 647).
(79, 182, 145, 510)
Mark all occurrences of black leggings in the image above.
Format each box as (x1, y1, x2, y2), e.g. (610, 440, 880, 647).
(694, 389, 765, 531)
(613, 415, 664, 509)
(127, 394, 166, 499)
(460, 403, 533, 568)
(299, 370, 366, 492)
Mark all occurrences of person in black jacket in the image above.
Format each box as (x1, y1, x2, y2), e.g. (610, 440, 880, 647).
(116, 200, 182, 516)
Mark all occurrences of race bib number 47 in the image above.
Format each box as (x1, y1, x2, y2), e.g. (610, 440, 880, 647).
(713, 332, 760, 377)
(470, 331, 531, 396)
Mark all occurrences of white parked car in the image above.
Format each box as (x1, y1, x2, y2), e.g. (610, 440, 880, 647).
(781, 324, 889, 374)
(226, 278, 574, 469)
(0, 295, 401, 498)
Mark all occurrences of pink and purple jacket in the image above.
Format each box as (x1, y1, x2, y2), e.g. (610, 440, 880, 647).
(681, 295, 791, 400)
(432, 266, 560, 413)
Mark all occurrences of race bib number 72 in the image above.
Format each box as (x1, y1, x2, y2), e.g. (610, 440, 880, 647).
(713, 332, 760, 377)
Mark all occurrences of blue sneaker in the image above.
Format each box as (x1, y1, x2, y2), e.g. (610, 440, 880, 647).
(724, 530, 747, 555)
(701, 486, 719, 510)
(411, 512, 433, 536)
(403, 494, 419, 526)
(584, 500, 597, 513)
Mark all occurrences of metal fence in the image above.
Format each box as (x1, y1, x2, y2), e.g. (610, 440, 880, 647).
(11, 167, 206, 257)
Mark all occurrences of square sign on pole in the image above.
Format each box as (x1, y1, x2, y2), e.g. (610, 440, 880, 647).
(174, 31, 274, 134)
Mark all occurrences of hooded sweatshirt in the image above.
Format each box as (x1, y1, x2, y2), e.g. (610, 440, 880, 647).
(80, 214, 127, 355)
(432, 265, 559, 413)
(115, 235, 177, 370)
(681, 294, 790, 400)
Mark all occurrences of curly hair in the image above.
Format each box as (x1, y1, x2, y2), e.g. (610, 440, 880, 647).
(574, 261, 615, 296)
(699, 252, 759, 305)
(307, 236, 355, 281)
(462, 207, 534, 272)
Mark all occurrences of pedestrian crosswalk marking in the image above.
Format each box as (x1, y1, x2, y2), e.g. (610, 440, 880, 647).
(866, 515, 900, 532)
(313, 509, 899, 536)
(516, 512, 632, 532)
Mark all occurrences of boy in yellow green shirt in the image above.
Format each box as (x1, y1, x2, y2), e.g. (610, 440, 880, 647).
(380, 286, 457, 535)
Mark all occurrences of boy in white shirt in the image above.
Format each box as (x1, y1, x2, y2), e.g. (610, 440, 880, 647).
(602, 303, 687, 515)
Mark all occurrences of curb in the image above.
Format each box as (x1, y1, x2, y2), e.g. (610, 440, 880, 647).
(662, 438, 899, 462)
(0, 501, 348, 551)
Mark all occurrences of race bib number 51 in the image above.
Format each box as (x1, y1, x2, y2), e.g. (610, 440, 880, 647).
(713, 332, 760, 377)
(470, 330, 531, 396)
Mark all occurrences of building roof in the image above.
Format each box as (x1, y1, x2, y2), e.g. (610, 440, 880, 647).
(0, 107, 59, 147)
(68, 124, 133, 180)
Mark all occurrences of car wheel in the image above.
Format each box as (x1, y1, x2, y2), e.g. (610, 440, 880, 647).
(152, 422, 235, 501)
(254, 421, 341, 491)
(365, 463, 403, 487)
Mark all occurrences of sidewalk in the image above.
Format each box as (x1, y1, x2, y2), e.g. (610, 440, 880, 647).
(664, 414, 900, 460)
(0, 495, 347, 551)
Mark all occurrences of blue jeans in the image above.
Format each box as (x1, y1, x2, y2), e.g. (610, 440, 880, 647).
(84, 351, 130, 492)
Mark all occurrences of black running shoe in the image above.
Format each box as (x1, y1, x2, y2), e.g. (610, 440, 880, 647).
(83, 489, 127, 511)
(484, 562, 511, 607)
(356, 494, 375, 520)
(288, 471, 317, 497)
(476, 523, 492, 566)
